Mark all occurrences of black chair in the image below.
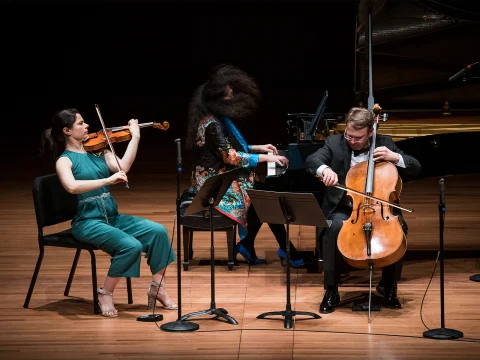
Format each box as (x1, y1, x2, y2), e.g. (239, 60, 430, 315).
(180, 190, 237, 271)
(24, 173, 133, 314)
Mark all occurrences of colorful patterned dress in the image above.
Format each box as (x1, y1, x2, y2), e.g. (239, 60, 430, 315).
(189, 116, 259, 239)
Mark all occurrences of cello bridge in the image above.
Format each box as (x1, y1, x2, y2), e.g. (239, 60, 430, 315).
(362, 204, 376, 215)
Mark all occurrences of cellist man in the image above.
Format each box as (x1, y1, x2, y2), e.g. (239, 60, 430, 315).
(305, 107, 421, 314)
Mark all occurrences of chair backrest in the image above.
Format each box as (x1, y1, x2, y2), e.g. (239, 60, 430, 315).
(180, 188, 194, 217)
(32, 173, 77, 228)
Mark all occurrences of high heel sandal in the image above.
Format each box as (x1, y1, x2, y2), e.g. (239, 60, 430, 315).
(147, 281, 178, 310)
(277, 248, 305, 268)
(97, 288, 118, 317)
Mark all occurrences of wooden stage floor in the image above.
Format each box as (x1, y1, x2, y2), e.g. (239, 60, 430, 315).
(1, 173, 479, 359)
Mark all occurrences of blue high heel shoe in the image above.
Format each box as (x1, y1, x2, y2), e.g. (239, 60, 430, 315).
(278, 248, 305, 268)
(234, 243, 267, 265)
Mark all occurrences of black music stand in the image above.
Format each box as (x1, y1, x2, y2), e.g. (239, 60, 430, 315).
(179, 168, 243, 325)
(247, 190, 330, 329)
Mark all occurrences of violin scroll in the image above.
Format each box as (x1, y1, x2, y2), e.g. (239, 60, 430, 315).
(153, 121, 170, 131)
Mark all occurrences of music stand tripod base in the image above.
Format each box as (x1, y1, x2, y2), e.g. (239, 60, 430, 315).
(257, 307, 321, 329)
(181, 307, 238, 325)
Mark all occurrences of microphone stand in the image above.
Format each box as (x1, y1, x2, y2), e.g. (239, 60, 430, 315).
(423, 178, 463, 340)
(160, 139, 199, 332)
(448, 61, 479, 82)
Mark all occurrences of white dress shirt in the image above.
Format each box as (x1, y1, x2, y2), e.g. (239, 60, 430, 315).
(316, 151, 406, 177)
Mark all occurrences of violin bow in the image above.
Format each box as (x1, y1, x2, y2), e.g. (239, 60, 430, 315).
(333, 183, 413, 213)
(94, 104, 129, 189)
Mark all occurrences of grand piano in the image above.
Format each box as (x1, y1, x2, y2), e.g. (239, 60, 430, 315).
(265, 91, 339, 205)
(264, 0, 480, 270)
(266, 112, 480, 189)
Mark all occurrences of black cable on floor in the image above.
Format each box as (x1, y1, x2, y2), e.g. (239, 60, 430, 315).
(419, 250, 440, 331)
(194, 327, 480, 343)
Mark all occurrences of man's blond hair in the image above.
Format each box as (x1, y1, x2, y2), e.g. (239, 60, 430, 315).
(345, 107, 373, 130)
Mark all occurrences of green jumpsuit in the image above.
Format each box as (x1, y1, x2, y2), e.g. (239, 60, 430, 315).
(60, 150, 175, 278)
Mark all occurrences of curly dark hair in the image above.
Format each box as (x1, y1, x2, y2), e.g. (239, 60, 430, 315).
(185, 64, 261, 150)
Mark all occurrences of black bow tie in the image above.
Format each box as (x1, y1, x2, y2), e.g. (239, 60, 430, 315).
(353, 148, 369, 157)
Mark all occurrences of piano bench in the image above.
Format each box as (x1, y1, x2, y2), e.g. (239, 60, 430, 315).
(180, 202, 237, 271)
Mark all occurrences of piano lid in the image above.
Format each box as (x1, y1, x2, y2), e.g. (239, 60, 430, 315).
(355, 0, 480, 109)
(328, 110, 480, 142)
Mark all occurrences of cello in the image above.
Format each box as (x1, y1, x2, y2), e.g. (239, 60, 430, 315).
(333, 104, 411, 321)
(337, 104, 407, 270)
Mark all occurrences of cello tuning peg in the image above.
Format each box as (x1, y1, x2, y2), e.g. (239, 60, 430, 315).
(372, 103, 382, 114)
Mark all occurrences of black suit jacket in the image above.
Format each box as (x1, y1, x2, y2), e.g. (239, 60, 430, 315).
(305, 134, 421, 218)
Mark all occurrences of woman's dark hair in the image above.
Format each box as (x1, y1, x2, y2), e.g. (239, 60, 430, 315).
(185, 64, 261, 150)
(40, 108, 80, 160)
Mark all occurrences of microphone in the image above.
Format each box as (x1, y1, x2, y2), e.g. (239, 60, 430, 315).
(449, 64, 472, 81)
(175, 138, 182, 172)
(439, 178, 445, 207)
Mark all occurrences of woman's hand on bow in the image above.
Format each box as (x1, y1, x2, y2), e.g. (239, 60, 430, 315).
(108, 171, 128, 185)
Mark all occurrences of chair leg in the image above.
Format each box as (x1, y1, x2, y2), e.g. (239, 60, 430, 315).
(64, 249, 81, 296)
(316, 227, 325, 274)
(183, 227, 190, 271)
(226, 226, 235, 271)
(88, 250, 99, 314)
(189, 230, 194, 259)
(126, 277, 133, 304)
(233, 225, 237, 244)
(24, 246, 45, 308)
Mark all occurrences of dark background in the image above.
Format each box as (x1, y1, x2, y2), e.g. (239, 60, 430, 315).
(3, 0, 479, 180)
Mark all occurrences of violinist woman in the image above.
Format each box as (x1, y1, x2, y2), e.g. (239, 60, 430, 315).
(305, 107, 421, 314)
(40, 108, 176, 317)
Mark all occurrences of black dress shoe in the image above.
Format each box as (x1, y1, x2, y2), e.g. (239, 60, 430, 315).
(320, 290, 340, 314)
(383, 285, 401, 309)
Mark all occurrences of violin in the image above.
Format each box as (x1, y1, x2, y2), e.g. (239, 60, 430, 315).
(83, 121, 169, 152)
(336, 104, 408, 270)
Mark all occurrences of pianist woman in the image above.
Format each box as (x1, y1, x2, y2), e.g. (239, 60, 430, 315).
(184, 64, 305, 267)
